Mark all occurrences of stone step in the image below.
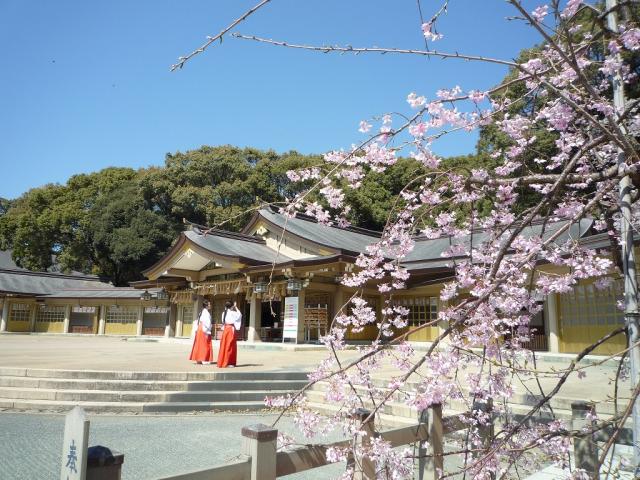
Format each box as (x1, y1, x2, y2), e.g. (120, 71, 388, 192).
(305, 401, 423, 428)
(0, 397, 268, 414)
(0, 367, 309, 382)
(0, 386, 291, 403)
(304, 389, 578, 423)
(0, 376, 308, 392)
(308, 380, 625, 417)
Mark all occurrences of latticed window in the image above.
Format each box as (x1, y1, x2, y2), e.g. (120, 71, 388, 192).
(10, 303, 30, 322)
(36, 305, 65, 323)
(106, 306, 138, 324)
(560, 280, 624, 326)
(395, 297, 438, 327)
(181, 304, 194, 323)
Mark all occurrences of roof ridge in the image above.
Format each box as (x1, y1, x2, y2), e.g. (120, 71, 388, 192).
(262, 207, 381, 238)
(0, 268, 105, 282)
(190, 226, 266, 244)
(412, 218, 593, 243)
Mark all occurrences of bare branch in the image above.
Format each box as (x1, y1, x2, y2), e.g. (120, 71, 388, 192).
(170, 0, 272, 71)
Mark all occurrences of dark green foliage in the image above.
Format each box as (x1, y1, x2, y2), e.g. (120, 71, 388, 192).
(85, 182, 175, 286)
(139, 145, 319, 231)
(0, 146, 323, 284)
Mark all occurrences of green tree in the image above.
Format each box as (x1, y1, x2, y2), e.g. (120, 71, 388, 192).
(0, 184, 65, 270)
(0, 167, 141, 275)
(86, 181, 175, 286)
(139, 145, 319, 231)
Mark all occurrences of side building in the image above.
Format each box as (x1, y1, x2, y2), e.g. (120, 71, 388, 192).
(1, 209, 631, 356)
(0, 252, 170, 337)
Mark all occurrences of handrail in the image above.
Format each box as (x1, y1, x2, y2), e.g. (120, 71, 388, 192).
(157, 457, 251, 480)
(153, 401, 632, 480)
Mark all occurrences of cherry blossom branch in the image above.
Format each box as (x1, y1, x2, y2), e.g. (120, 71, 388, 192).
(231, 33, 519, 68)
(170, 0, 272, 71)
(509, 0, 640, 161)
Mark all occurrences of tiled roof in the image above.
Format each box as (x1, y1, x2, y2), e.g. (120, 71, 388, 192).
(403, 218, 594, 264)
(42, 288, 162, 299)
(186, 229, 292, 264)
(252, 208, 380, 255)
(0, 270, 113, 296)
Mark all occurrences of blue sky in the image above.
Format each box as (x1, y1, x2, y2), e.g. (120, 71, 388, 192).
(0, 0, 543, 199)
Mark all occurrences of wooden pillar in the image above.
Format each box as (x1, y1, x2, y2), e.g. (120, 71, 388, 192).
(29, 303, 37, 332)
(572, 401, 598, 476)
(296, 289, 306, 343)
(241, 424, 278, 480)
(165, 303, 177, 338)
(0, 298, 8, 332)
(136, 305, 144, 336)
(176, 305, 184, 337)
(333, 287, 346, 319)
(63, 305, 71, 334)
(437, 299, 449, 344)
(98, 305, 106, 335)
(546, 293, 560, 353)
(424, 404, 443, 480)
(472, 399, 495, 480)
(247, 293, 261, 342)
(353, 408, 376, 480)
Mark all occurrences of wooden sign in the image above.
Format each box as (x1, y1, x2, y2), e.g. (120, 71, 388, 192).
(283, 296, 299, 340)
(60, 406, 89, 480)
(144, 306, 169, 314)
(72, 306, 95, 314)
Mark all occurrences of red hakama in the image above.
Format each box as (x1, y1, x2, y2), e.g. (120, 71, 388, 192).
(189, 325, 212, 363)
(217, 324, 237, 368)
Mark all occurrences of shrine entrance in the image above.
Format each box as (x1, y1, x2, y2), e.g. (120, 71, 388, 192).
(260, 300, 282, 341)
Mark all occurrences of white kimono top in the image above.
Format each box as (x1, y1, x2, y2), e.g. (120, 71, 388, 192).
(222, 309, 242, 331)
(198, 308, 212, 335)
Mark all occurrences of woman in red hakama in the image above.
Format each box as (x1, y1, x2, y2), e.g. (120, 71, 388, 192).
(217, 301, 242, 368)
(189, 300, 213, 364)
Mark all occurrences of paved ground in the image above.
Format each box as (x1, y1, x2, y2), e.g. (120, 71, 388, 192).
(0, 334, 631, 407)
(0, 411, 345, 480)
(0, 334, 344, 372)
(0, 334, 635, 479)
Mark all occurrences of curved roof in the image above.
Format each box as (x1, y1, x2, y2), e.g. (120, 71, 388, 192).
(245, 208, 380, 255)
(403, 218, 594, 264)
(185, 229, 292, 264)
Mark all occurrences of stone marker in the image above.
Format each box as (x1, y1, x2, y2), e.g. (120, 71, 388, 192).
(60, 406, 90, 480)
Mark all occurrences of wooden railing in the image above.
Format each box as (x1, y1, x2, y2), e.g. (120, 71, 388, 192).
(156, 403, 481, 480)
(154, 400, 635, 480)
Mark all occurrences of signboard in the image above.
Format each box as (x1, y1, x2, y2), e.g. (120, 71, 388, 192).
(60, 406, 89, 480)
(144, 306, 169, 314)
(72, 306, 95, 314)
(283, 296, 299, 340)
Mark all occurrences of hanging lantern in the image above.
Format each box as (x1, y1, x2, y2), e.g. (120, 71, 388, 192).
(286, 278, 303, 292)
(141, 290, 152, 301)
(156, 289, 169, 301)
(254, 281, 268, 293)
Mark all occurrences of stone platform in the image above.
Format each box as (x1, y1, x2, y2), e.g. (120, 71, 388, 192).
(0, 335, 325, 413)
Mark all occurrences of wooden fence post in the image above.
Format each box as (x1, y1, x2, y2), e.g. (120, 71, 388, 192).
(422, 404, 443, 480)
(241, 424, 278, 480)
(472, 399, 494, 480)
(352, 408, 377, 480)
(571, 401, 598, 476)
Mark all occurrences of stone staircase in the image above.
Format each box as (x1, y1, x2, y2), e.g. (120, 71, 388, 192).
(304, 379, 632, 430)
(0, 367, 309, 414)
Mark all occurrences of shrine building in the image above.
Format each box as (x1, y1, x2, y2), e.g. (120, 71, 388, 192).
(0, 208, 633, 356)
